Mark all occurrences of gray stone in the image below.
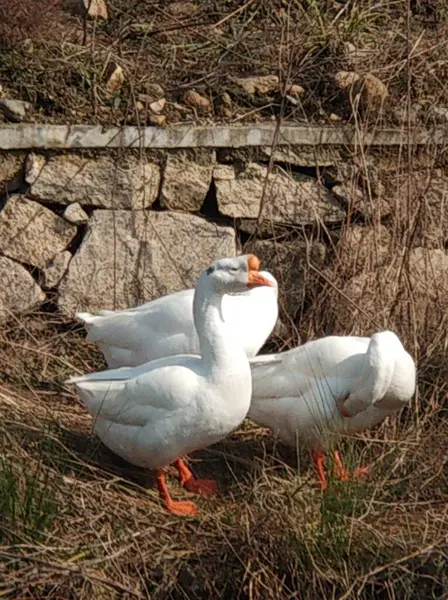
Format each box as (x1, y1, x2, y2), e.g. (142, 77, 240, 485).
(43, 251, 72, 288)
(0, 99, 31, 122)
(0, 151, 25, 193)
(58, 210, 236, 316)
(0, 256, 45, 319)
(336, 225, 391, 272)
(63, 202, 89, 225)
(391, 173, 448, 247)
(160, 154, 214, 211)
(244, 238, 326, 320)
(332, 184, 365, 206)
(333, 246, 448, 332)
(408, 247, 448, 295)
(0, 196, 76, 269)
(262, 145, 341, 166)
(214, 163, 345, 225)
(333, 183, 390, 220)
(25, 154, 161, 210)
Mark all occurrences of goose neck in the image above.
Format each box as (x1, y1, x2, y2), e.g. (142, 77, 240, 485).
(193, 275, 247, 373)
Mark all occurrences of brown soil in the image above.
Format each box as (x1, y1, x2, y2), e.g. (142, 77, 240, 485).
(0, 1, 447, 127)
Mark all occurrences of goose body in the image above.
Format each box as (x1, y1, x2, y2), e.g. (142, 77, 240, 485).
(248, 331, 416, 487)
(68, 255, 275, 514)
(77, 271, 278, 368)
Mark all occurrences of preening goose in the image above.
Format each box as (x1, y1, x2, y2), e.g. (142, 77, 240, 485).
(77, 271, 278, 368)
(68, 255, 275, 515)
(248, 331, 416, 488)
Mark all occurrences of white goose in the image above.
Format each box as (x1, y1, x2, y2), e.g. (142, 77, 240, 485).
(77, 272, 278, 368)
(68, 255, 275, 515)
(248, 331, 416, 488)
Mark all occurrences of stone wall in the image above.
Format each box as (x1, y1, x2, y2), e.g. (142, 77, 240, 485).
(0, 144, 447, 338)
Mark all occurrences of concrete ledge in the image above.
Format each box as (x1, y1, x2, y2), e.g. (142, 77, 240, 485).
(0, 124, 447, 150)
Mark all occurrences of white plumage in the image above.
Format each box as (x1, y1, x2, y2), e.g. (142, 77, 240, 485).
(248, 331, 416, 487)
(68, 255, 276, 515)
(77, 271, 278, 367)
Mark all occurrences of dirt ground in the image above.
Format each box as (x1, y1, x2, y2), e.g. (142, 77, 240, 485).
(0, 0, 447, 127)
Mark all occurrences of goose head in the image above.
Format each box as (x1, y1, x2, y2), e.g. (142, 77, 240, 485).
(204, 254, 275, 294)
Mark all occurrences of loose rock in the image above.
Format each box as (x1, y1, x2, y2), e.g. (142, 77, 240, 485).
(0, 99, 31, 122)
(149, 98, 166, 114)
(217, 92, 233, 117)
(360, 73, 388, 109)
(26, 154, 160, 210)
(284, 83, 304, 95)
(213, 163, 345, 225)
(43, 251, 72, 288)
(0, 256, 45, 320)
(334, 71, 361, 89)
(143, 84, 165, 100)
(329, 113, 342, 121)
(149, 114, 167, 126)
(58, 210, 236, 315)
(233, 75, 279, 95)
(106, 63, 125, 93)
(0, 196, 76, 269)
(63, 203, 89, 225)
(81, 0, 108, 20)
(184, 90, 212, 113)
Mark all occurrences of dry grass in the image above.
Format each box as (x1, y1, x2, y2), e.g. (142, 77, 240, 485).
(0, 0, 447, 125)
(1, 151, 448, 597)
(0, 331, 446, 599)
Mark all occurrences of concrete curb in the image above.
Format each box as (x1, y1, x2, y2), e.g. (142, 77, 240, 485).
(0, 124, 447, 149)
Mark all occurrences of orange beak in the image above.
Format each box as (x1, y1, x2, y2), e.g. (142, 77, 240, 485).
(247, 271, 275, 287)
(246, 254, 274, 287)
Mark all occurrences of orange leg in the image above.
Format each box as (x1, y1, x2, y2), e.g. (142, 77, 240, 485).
(174, 458, 218, 497)
(312, 451, 327, 490)
(333, 451, 349, 481)
(333, 451, 369, 481)
(155, 469, 199, 516)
